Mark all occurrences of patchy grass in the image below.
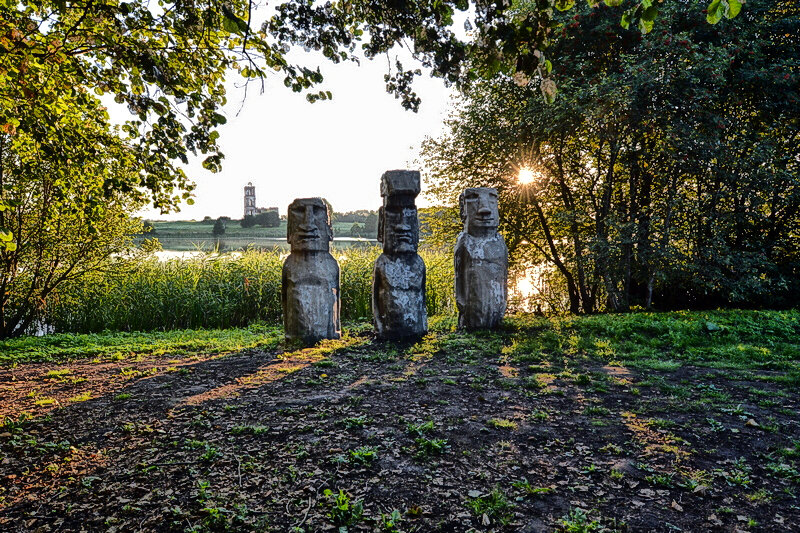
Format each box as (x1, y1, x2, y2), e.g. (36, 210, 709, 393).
(0, 325, 284, 365)
(0, 309, 798, 531)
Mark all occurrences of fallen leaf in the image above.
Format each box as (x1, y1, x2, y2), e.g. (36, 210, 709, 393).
(671, 500, 683, 512)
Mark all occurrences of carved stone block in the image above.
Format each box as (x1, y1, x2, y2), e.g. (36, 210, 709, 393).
(372, 171, 427, 339)
(455, 187, 508, 330)
(282, 198, 341, 344)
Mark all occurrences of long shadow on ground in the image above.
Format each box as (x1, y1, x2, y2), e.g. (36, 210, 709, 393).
(1, 321, 799, 532)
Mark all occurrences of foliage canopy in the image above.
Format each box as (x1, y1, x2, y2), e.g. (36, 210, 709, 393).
(423, 0, 799, 312)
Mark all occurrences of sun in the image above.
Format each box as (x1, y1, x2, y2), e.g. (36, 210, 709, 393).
(517, 167, 538, 185)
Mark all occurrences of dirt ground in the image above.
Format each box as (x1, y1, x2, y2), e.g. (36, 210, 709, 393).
(1, 327, 798, 532)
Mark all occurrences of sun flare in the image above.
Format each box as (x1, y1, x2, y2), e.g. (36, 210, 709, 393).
(517, 167, 538, 185)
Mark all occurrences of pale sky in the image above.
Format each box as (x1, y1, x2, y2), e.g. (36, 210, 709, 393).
(138, 50, 455, 221)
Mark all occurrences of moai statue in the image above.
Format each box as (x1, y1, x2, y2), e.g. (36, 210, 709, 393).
(372, 170, 428, 340)
(282, 198, 341, 344)
(454, 187, 508, 330)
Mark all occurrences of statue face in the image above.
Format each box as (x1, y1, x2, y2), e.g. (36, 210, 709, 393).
(382, 206, 419, 253)
(461, 187, 499, 235)
(287, 198, 332, 251)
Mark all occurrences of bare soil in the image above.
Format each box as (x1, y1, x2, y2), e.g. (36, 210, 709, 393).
(1, 329, 798, 532)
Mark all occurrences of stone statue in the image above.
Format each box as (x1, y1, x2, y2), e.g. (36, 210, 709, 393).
(454, 187, 508, 330)
(282, 198, 341, 344)
(372, 170, 427, 339)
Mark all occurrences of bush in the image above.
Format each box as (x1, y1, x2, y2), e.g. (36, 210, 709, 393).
(212, 218, 226, 236)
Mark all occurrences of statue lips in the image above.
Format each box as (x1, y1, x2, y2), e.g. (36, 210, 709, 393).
(296, 226, 320, 241)
(474, 208, 497, 226)
(396, 232, 414, 244)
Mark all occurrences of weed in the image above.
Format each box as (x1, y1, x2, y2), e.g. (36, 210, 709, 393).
(560, 507, 603, 532)
(465, 487, 514, 526)
(342, 416, 370, 430)
(583, 406, 610, 416)
(349, 446, 378, 465)
(529, 409, 550, 422)
(406, 420, 434, 436)
(230, 425, 269, 436)
(322, 489, 364, 527)
(379, 509, 403, 532)
(706, 418, 725, 432)
(512, 479, 553, 498)
(599, 443, 623, 455)
(415, 437, 449, 458)
(645, 473, 674, 488)
(486, 418, 518, 430)
(746, 488, 772, 503)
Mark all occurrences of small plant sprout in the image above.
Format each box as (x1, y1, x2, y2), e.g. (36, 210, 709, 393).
(322, 489, 364, 527)
(486, 418, 518, 430)
(348, 445, 378, 465)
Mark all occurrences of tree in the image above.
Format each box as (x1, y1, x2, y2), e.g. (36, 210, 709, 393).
(363, 213, 379, 239)
(350, 223, 364, 238)
(423, 0, 799, 312)
(240, 215, 256, 228)
(0, 0, 747, 336)
(0, 92, 143, 337)
(212, 217, 226, 236)
(0, 0, 739, 248)
(263, 210, 280, 228)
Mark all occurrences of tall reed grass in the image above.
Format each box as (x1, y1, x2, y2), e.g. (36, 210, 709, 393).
(45, 247, 455, 333)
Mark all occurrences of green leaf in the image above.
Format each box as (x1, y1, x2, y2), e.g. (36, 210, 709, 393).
(639, 16, 654, 33)
(221, 5, 249, 35)
(707, 0, 724, 24)
(621, 12, 632, 29)
(727, 0, 742, 18)
(0, 228, 13, 242)
(555, 0, 575, 11)
(545, 60, 553, 74)
(642, 5, 659, 22)
(604, 0, 623, 6)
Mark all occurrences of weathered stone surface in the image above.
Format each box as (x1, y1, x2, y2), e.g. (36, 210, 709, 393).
(282, 198, 341, 344)
(372, 170, 427, 339)
(455, 187, 507, 330)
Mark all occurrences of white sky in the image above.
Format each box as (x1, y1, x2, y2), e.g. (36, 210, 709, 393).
(138, 52, 455, 221)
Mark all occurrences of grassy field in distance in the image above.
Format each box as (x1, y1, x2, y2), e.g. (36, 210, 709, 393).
(147, 219, 364, 239)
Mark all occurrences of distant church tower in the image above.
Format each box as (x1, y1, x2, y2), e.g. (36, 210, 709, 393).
(244, 182, 256, 217)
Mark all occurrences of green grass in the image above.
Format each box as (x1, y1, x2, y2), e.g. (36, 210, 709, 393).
(505, 309, 800, 373)
(150, 219, 358, 239)
(0, 325, 283, 365)
(4, 309, 798, 377)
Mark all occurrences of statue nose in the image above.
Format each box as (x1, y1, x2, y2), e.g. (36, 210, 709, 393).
(478, 207, 492, 217)
(395, 223, 411, 231)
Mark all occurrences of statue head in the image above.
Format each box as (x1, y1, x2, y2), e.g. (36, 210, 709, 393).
(378, 170, 421, 254)
(379, 205, 419, 254)
(287, 197, 333, 252)
(460, 187, 499, 237)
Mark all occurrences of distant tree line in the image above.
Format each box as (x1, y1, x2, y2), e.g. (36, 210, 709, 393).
(241, 211, 280, 228)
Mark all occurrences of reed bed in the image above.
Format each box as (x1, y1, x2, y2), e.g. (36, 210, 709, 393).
(45, 247, 455, 333)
